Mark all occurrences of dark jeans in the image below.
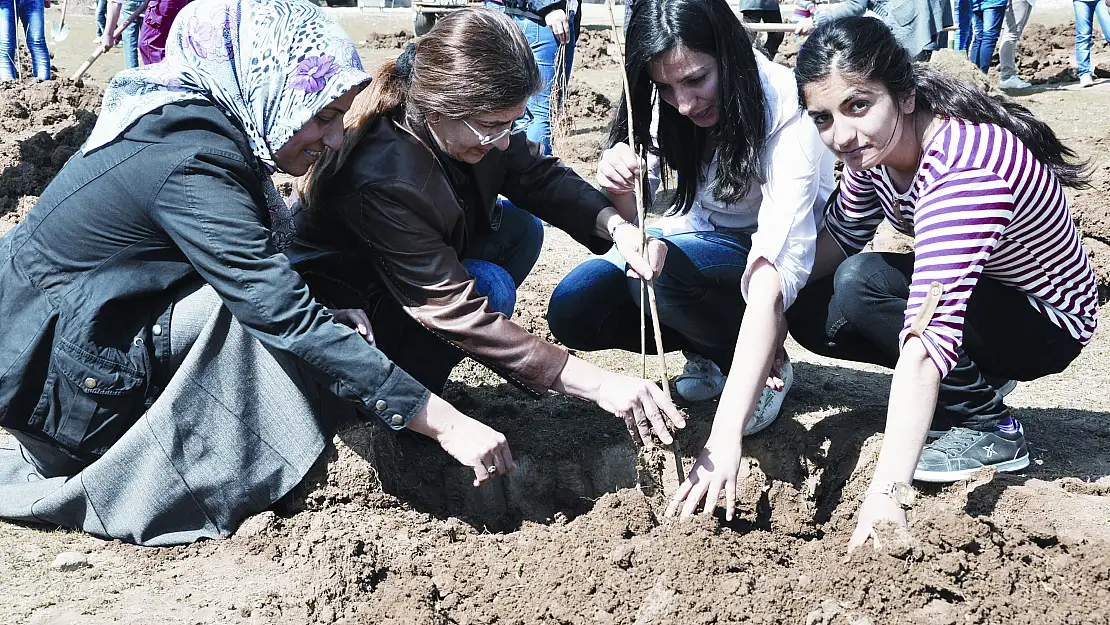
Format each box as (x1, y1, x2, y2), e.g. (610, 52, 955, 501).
(370, 201, 544, 394)
(787, 252, 1083, 431)
(548, 228, 752, 373)
(741, 8, 784, 60)
(970, 6, 1006, 73)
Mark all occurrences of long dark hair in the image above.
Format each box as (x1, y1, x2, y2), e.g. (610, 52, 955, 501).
(613, 0, 767, 214)
(301, 7, 541, 210)
(795, 16, 1089, 189)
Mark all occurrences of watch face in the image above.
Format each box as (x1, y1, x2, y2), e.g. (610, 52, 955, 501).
(892, 482, 916, 507)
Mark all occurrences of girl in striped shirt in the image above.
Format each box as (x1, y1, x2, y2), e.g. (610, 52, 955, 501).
(789, 16, 1098, 550)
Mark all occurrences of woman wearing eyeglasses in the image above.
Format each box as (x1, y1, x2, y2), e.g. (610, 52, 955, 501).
(293, 7, 686, 448)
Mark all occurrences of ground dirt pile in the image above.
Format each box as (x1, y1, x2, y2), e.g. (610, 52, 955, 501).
(0, 78, 102, 224)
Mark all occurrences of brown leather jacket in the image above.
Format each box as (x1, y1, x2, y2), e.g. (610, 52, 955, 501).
(292, 114, 612, 395)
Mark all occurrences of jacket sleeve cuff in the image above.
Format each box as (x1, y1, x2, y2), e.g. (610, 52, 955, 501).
(364, 365, 431, 431)
(533, 0, 567, 17)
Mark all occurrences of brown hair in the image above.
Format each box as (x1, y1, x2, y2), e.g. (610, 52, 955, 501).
(300, 7, 542, 210)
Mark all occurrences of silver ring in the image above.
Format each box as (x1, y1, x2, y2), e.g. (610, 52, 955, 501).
(486, 465, 498, 474)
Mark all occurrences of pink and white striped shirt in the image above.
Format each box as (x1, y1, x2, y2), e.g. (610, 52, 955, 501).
(825, 118, 1099, 376)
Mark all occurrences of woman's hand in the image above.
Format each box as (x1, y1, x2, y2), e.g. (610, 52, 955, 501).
(545, 9, 571, 44)
(326, 308, 375, 346)
(101, 30, 120, 53)
(597, 142, 640, 196)
(612, 224, 667, 281)
(596, 371, 686, 449)
(794, 17, 814, 35)
(848, 494, 908, 552)
(435, 414, 516, 487)
(408, 394, 516, 487)
(665, 433, 744, 519)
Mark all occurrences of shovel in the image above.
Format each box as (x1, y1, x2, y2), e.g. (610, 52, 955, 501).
(50, 0, 69, 42)
(70, 1, 147, 81)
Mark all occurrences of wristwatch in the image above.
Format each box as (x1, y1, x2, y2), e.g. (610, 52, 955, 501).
(863, 481, 916, 509)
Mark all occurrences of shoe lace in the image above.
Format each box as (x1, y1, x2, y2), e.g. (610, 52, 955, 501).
(928, 428, 982, 455)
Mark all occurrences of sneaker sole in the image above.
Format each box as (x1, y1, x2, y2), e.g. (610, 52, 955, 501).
(912, 454, 1030, 483)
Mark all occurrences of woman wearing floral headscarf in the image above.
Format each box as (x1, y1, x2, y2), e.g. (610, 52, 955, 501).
(0, 0, 514, 547)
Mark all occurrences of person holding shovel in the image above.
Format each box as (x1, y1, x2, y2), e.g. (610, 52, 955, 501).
(295, 7, 687, 451)
(0, 0, 517, 547)
(100, 0, 144, 68)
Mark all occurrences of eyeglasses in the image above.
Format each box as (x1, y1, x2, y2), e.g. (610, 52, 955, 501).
(461, 110, 535, 146)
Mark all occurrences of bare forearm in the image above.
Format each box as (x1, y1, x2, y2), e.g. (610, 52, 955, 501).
(550, 354, 602, 402)
(869, 338, 941, 486)
(711, 261, 784, 437)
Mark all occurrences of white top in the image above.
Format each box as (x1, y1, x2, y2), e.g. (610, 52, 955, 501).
(649, 52, 836, 309)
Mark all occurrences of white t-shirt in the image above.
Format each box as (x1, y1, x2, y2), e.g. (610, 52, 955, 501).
(650, 52, 836, 310)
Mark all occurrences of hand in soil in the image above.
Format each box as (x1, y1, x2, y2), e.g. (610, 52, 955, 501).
(596, 372, 686, 449)
(665, 434, 743, 519)
(407, 395, 516, 487)
(326, 308, 376, 346)
(848, 494, 908, 552)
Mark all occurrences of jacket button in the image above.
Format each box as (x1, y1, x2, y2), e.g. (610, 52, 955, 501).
(390, 414, 404, 427)
(375, 400, 388, 412)
(83, 377, 98, 389)
(152, 324, 163, 336)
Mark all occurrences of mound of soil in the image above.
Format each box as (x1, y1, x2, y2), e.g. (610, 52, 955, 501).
(251, 381, 1110, 625)
(1013, 23, 1110, 84)
(552, 82, 613, 163)
(356, 31, 412, 50)
(575, 28, 620, 71)
(0, 78, 102, 221)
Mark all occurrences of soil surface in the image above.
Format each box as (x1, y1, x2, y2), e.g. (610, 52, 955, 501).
(2, 8, 1110, 625)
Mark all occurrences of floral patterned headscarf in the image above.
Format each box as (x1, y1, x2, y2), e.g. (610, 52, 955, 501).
(82, 0, 370, 249)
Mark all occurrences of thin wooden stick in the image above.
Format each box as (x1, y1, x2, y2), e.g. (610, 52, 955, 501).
(604, 0, 684, 485)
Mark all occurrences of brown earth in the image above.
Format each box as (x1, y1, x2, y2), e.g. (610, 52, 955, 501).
(2, 12, 1110, 625)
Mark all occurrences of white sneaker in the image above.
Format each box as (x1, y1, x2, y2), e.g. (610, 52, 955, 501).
(675, 352, 725, 402)
(1080, 74, 1095, 87)
(999, 76, 1032, 90)
(744, 357, 794, 437)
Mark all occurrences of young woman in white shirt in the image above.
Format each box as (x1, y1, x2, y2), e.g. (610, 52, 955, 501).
(546, 0, 835, 517)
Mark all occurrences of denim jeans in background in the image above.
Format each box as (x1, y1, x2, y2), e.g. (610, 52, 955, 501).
(96, 0, 107, 35)
(1074, 0, 1110, 78)
(786, 252, 1083, 432)
(970, 7, 1006, 73)
(955, 0, 971, 50)
(548, 228, 752, 373)
(0, 0, 50, 80)
(367, 201, 545, 393)
(485, 2, 577, 156)
(115, 0, 145, 68)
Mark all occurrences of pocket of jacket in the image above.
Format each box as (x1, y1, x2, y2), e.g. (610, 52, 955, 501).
(41, 338, 150, 456)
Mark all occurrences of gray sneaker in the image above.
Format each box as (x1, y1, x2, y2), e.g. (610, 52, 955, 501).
(914, 417, 1030, 483)
(675, 352, 726, 402)
(743, 358, 793, 437)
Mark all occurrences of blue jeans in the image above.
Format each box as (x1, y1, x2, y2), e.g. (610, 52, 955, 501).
(548, 228, 752, 372)
(970, 7, 1006, 73)
(117, 0, 144, 68)
(485, 2, 577, 155)
(955, 0, 972, 51)
(369, 201, 544, 393)
(1074, 0, 1110, 78)
(0, 0, 50, 80)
